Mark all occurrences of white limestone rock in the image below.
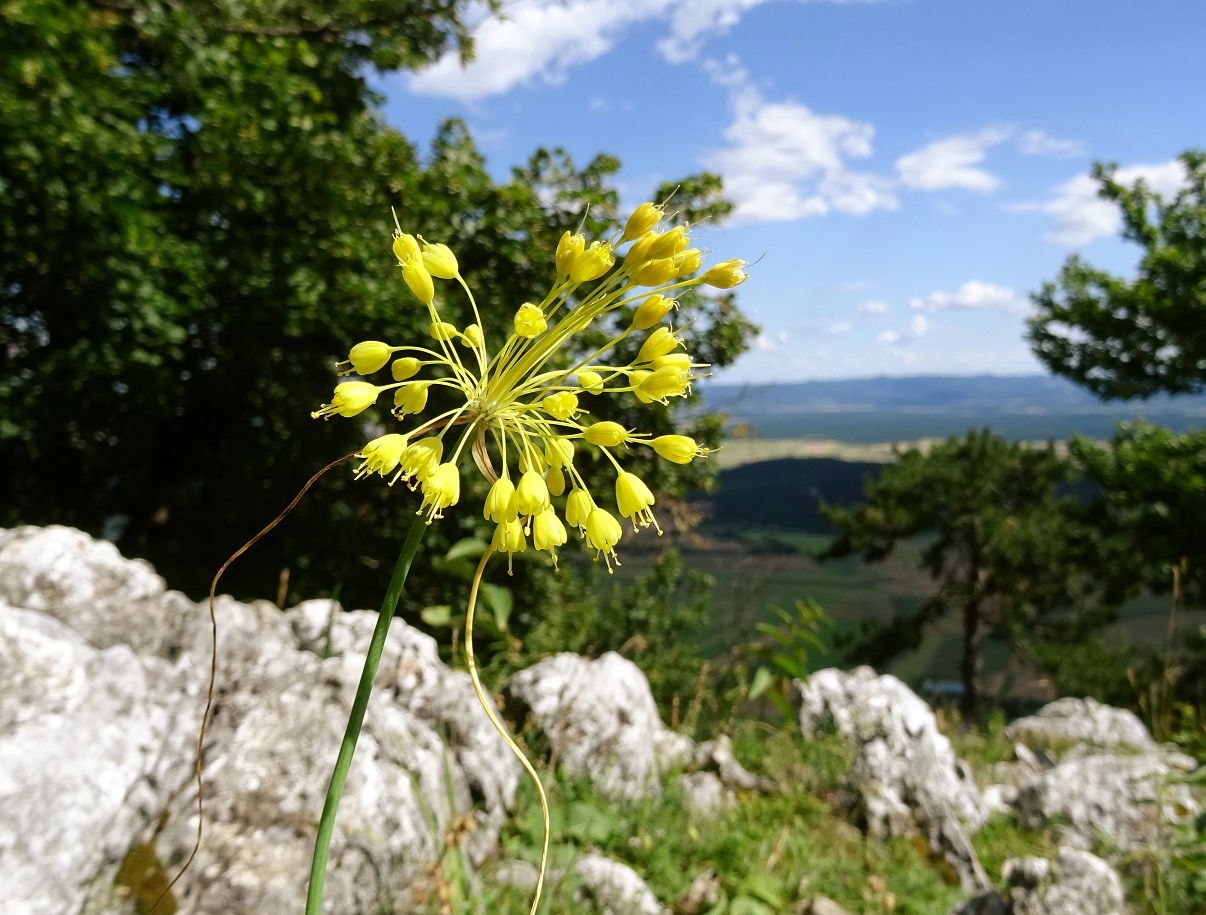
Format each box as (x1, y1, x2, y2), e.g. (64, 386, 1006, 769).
(678, 771, 734, 817)
(0, 601, 194, 915)
(950, 848, 1127, 915)
(796, 667, 989, 893)
(1006, 697, 1155, 752)
(0, 525, 521, 915)
(573, 852, 667, 915)
(505, 652, 691, 799)
(1015, 750, 1198, 852)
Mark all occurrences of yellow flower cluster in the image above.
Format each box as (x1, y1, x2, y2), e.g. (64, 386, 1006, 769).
(312, 202, 746, 572)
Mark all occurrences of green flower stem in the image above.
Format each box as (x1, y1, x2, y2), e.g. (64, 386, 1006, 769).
(305, 516, 428, 915)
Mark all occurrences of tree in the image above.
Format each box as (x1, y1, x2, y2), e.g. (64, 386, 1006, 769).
(0, 0, 755, 609)
(819, 430, 1097, 717)
(1069, 422, 1206, 606)
(1027, 150, 1206, 400)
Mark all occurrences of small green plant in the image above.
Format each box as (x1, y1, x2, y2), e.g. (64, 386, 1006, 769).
(743, 599, 831, 720)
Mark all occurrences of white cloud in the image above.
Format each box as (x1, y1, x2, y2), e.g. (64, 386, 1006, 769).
(896, 127, 1011, 192)
(1018, 129, 1084, 158)
(409, 0, 872, 100)
(858, 300, 888, 315)
(910, 314, 929, 336)
(1011, 159, 1188, 246)
(753, 329, 789, 350)
(876, 330, 900, 345)
(409, 0, 675, 100)
(660, 0, 772, 63)
(705, 79, 897, 224)
(828, 321, 851, 335)
(908, 280, 1027, 316)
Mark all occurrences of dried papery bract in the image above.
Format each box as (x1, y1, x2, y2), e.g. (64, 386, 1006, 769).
(305, 203, 748, 915)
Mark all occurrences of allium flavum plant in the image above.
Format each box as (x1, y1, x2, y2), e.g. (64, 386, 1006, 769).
(305, 202, 746, 914)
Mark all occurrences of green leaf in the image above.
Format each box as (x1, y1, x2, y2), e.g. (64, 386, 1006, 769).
(748, 665, 775, 700)
(420, 605, 452, 627)
(443, 537, 489, 564)
(480, 583, 513, 632)
(729, 896, 775, 915)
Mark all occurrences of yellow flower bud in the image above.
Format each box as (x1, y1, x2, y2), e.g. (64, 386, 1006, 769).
(621, 202, 663, 243)
(637, 326, 682, 364)
(673, 248, 703, 277)
(583, 421, 629, 447)
(392, 233, 420, 264)
(421, 241, 458, 279)
(637, 366, 690, 402)
(652, 352, 692, 371)
(532, 506, 568, 555)
(546, 464, 566, 497)
(311, 381, 379, 419)
(545, 437, 575, 468)
(399, 437, 443, 483)
(356, 433, 408, 478)
(391, 356, 421, 381)
(615, 471, 659, 532)
(461, 323, 483, 349)
(566, 489, 594, 530)
(402, 259, 435, 304)
(702, 258, 748, 289)
(584, 508, 623, 570)
(492, 518, 527, 573)
(429, 321, 458, 342)
(419, 462, 460, 521)
(393, 381, 430, 416)
(514, 302, 547, 338)
(570, 241, 615, 283)
(340, 341, 392, 376)
(647, 225, 689, 260)
(577, 370, 604, 394)
(515, 469, 550, 516)
(556, 231, 585, 276)
(625, 231, 660, 268)
(631, 257, 678, 287)
(484, 476, 519, 523)
(517, 444, 545, 475)
(542, 391, 579, 421)
(631, 295, 674, 330)
(651, 434, 710, 464)
(630, 369, 655, 404)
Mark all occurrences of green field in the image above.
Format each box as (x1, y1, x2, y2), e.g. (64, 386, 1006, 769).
(610, 522, 1199, 703)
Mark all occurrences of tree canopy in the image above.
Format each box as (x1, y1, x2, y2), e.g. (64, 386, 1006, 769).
(0, 0, 755, 610)
(1027, 150, 1206, 400)
(820, 430, 1097, 716)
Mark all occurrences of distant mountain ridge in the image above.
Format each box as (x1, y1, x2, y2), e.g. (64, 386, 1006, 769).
(699, 374, 1206, 414)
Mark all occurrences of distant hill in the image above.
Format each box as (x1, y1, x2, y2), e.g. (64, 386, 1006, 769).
(698, 374, 1206, 413)
(692, 375, 1206, 443)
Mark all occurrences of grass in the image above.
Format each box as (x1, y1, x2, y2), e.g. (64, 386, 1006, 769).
(420, 715, 1204, 915)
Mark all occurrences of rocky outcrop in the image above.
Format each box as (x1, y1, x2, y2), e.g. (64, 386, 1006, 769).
(0, 525, 520, 915)
(504, 652, 694, 800)
(950, 848, 1127, 915)
(573, 853, 669, 915)
(1005, 697, 1155, 751)
(796, 667, 990, 893)
(1014, 750, 1198, 852)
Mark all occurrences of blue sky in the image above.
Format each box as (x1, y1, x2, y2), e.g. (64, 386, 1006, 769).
(380, 0, 1206, 383)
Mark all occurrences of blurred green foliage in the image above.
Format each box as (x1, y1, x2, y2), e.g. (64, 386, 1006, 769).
(0, 0, 755, 613)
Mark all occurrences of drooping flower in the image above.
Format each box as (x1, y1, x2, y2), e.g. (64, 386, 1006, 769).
(313, 202, 743, 568)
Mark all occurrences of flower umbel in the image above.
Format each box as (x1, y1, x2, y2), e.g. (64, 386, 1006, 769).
(315, 204, 745, 570)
